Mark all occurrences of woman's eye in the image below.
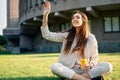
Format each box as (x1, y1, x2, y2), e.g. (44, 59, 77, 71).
(72, 15, 81, 20)
(76, 16, 80, 19)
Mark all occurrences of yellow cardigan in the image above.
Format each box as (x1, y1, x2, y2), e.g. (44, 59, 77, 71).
(41, 26, 98, 68)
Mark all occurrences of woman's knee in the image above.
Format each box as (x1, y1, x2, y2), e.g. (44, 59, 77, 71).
(51, 63, 75, 79)
(51, 63, 63, 74)
(100, 62, 113, 74)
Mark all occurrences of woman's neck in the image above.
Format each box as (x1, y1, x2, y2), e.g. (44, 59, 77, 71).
(75, 27, 80, 35)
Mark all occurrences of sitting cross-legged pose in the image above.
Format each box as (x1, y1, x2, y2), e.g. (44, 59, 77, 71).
(41, 1, 112, 80)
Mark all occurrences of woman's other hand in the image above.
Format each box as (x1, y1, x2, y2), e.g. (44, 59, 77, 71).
(84, 63, 94, 71)
(84, 64, 90, 71)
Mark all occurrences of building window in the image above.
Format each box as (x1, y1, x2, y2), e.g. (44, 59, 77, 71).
(104, 17, 120, 32)
(25, 0, 28, 11)
(112, 17, 119, 31)
(29, 0, 32, 8)
(37, 0, 41, 6)
(60, 22, 70, 31)
(49, 26, 54, 32)
(35, 0, 39, 6)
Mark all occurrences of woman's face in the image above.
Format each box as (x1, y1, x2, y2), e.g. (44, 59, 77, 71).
(72, 13, 83, 28)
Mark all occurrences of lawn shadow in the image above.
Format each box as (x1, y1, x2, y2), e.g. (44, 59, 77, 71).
(0, 53, 60, 58)
(0, 76, 61, 80)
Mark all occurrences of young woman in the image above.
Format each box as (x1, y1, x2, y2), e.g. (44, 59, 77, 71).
(41, 1, 112, 80)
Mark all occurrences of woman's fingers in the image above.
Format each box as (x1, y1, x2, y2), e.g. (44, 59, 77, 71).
(84, 64, 90, 71)
(42, 0, 51, 15)
(45, 1, 51, 9)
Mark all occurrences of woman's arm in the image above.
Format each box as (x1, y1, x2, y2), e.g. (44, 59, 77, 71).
(84, 36, 98, 70)
(41, 27, 68, 42)
(89, 36, 98, 68)
(41, 1, 68, 42)
(42, 1, 51, 27)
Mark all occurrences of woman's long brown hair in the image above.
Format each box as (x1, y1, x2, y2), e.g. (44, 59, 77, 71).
(63, 10, 90, 58)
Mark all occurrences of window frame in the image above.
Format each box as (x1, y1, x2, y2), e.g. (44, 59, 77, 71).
(103, 17, 120, 33)
(60, 22, 70, 31)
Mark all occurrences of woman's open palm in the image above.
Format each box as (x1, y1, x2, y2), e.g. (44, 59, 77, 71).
(43, 0, 51, 15)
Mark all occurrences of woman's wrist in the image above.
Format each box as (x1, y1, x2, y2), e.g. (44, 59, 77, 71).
(42, 20, 48, 22)
(43, 13, 49, 17)
(42, 15, 48, 22)
(89, 63, 94, 69)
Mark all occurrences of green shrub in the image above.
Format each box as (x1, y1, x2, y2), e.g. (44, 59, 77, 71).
(0, 35, 7, 46)
(0, 35, 8, 52)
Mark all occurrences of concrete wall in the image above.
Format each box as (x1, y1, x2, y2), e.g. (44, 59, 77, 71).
(91, 11, 120, 42)
(91, 18, 103, 41)
(90, 11, 120, 52)
(20, 34, 33, 52)
(3, 0, 20, 53)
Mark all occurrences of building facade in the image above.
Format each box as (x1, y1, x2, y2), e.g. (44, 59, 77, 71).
(4, 0, 120, 53)
(3, 0, 20, 53)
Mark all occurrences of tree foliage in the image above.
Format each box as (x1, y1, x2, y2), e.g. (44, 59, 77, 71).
(0, 35, 7, 46)
(0, 35, 8, 51)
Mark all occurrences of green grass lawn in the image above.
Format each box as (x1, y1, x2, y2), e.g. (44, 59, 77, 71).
(0, 53, 120, 80)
